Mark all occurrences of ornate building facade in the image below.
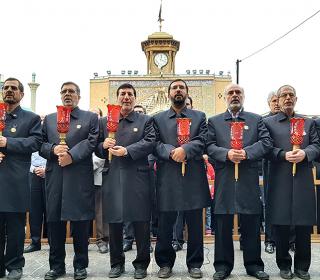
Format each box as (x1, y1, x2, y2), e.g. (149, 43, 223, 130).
(90, 30, 232, 117)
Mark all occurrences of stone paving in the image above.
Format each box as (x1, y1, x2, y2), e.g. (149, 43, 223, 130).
(17, 242, 320, 280)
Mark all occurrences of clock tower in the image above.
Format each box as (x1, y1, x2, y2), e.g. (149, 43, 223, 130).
(141, 31, 180, 75)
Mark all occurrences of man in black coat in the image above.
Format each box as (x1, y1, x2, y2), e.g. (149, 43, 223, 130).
(0, 77, 42, 280)
(172, 97, 193, 252)
(263, 91, 280, 254)
(40, 81, 99, 280)
(263, 85, 320, 280)
(207, 83, 271, 280)
(153, 79, 211, 279)
(96, 84, 156, 279)
(121, 105, 155, 254)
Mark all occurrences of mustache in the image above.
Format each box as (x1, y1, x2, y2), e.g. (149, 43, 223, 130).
(230, 99, 240, 103)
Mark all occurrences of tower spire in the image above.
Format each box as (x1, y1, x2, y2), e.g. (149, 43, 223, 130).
(158, 0, 164, 31)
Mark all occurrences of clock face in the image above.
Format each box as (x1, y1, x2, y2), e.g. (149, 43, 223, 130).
(154, 53, 168, 68)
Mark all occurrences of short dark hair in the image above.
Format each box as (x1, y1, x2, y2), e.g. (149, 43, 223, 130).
(168, 79, 189, 94)
(116, 83, 136, 97)
(134, 104, 146, 114)
(187, 96, 193, 107)
(3, 77, 24, 92)
(61, 81, 80, 95)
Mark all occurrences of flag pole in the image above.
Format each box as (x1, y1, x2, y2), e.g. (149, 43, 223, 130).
(158, 0, 164, 31)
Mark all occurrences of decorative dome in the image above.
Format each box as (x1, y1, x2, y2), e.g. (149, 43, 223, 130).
(148, 32, 173, 40)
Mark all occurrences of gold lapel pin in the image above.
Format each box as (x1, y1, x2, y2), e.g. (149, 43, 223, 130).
(11, 127, 17, 133)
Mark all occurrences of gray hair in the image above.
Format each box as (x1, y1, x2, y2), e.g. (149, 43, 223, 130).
(267, 91, 277, 103)
(223, 83, 244, 96)
(276, 85, 296, 97)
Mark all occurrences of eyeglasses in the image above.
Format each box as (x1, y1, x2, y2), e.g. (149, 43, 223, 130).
(60, 89, 77, 95)
(3, 85, 19, 91)
(170, 85, 186, 90)
(279, 92, 295, 99)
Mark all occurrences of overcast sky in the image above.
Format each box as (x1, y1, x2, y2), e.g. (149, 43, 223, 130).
(1, 0, 320, 116)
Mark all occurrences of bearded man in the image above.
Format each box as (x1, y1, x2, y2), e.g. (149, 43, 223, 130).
(153, 79, 211, 279)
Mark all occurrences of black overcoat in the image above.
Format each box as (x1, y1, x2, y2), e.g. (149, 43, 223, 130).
(153, 107, 211, 212)
(0, 106, 42, 212)
(40, 107, 98, 222)
(95, 111, 156, 223)
(264, 112, 320, 225)
(207, 110, 272, 215)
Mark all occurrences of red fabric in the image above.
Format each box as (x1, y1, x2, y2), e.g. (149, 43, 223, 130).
(56, 106, 72, 133)
(205, 159, 215, 199)
(176, 118, 191, 145)
(0, 102, 6, 132)
(107, 104, 121, 132)
(290, 118, 305, 145)
(230, 122, 245, 150)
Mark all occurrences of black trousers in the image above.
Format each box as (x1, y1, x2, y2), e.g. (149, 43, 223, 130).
(173, 211, 185, 246)
(0, 212, 25, 271)
(109, 222, 150, 270)
(214, 214, 264, 274)
(48, 220, 90, 271)
(264, 191, 275, 245)
(273, 225, 311, 272)
(29, 173, 47, 245)
(123, 222, 135, 245)
(155, 209, 203, 269)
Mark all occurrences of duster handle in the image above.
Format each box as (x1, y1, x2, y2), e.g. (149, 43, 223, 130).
(292, 144, 300, 176)
(182, 161, 186, 176)
(108, 132, 115, 163)
(235, 163, 239, 181)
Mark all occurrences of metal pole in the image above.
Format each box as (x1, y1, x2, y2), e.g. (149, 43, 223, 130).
(236, 59, 241, 84)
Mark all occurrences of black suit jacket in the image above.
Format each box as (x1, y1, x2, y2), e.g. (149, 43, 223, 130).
(40, 107, 98, 222)
(0, 106, 42, 212)
(207, 110, 272, 214)
(264, 112, 320, 225)
(153, 107, 211, 211)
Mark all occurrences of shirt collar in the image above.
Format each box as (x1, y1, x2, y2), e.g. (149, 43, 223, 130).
(168, 106, 188, 118)
(224, 107, 244, 120)
(275, 111, 297, 122)
(6, 105, 22, 119)
(70, 106, 80, 119)
(120, 110, 135, 123)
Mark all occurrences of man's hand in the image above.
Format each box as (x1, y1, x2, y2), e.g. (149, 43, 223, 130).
(53, 145, 69, 155)
(170, 147, 186, 162)
(103, 138, 116, 149)
(58, 152, 73, 167)
(227, 149, 246, 163)
(34, 167, 46, 178)
(109, 146, 127, 157)
(285, 149, 306, 163)
(0, 152, 5, 163)
(0, 136, 7, 148)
